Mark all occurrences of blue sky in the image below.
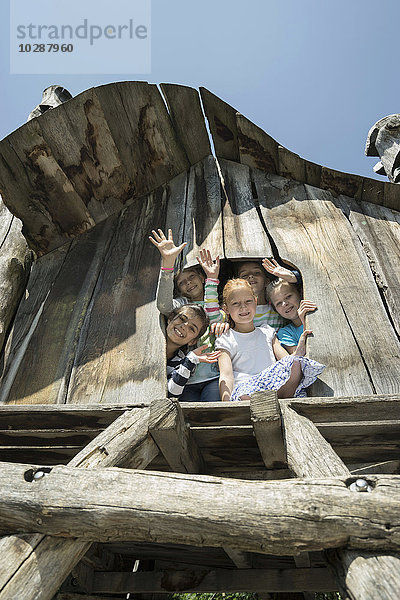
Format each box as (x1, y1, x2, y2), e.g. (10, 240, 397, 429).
(1, 0, 399, 181)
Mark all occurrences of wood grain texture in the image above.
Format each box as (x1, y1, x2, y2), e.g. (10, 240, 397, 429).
(182, 155, 223, 267)
(1, 464, 400, 554)
(253, 168, 400, 396)
(236, 114, 279, 174)
(0, 405, 160, 600)
(0, 199, 31, 355)
(219, 159, 272, 259)
(339, 197, 400, 337)
(160, 84, 211, 165)
(250, 391, 286, 469)
(149, 398, 206, 473)
(66, 191, 167, 405)
(92, 567, 336, 594)
(200, 88, 239, 162)
(0, 217, 116, 405)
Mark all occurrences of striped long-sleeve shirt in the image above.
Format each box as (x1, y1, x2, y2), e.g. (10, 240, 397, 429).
(167, 349, 200, 397)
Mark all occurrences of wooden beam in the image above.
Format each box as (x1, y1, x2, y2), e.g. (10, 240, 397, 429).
(0, 405, 160, 600)
(223, 548, 252, 568)
(149, 398, 205, 473)
(92, 567, 336, 594)
(327, 549, 400, 600)
(1, 462, 400, 554)
(281, 403, 350, 478)
(250, 391, 286, 469)
(280, 402, 400, 600)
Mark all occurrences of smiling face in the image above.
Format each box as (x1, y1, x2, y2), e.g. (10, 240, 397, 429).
(237, 262, 268, 302)
(175, 269, 205, 301)
(224, 286, 257, 330)
(269, 282, 301, 321)
(166, 307, 204, 348)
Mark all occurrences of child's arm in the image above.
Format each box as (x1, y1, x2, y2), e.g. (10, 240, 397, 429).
(218, 350, 235, 402)
(273, 330, 312, 398)
(149, 228, 187, 315)
(167, 345, 220, 398)
(262, 258, 300, 285)
(197, 249, 225, 325)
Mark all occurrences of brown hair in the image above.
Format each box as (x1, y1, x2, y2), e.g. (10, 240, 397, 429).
(266, 278, 302, 308)
(167, 304, 209, 347)
(222, 279, 257, 327)
(173, 267, 205, 298)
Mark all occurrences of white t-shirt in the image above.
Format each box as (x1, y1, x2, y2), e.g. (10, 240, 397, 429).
(215, 326, 276, 385)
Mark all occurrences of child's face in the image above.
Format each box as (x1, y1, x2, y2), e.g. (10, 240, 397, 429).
(237, 262, 268, 298)
(269, 282, 301, 320)
(167, 308, 203, 347)
(176, 269, 205, 301)
(225, 288, 257, 325)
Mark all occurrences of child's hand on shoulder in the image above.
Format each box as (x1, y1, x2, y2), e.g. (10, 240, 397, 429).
(193, 344, 221, 363)
(149, 228, 187, 268)
(297, 300, 317, 325)
(210, 322, 230, 337)
(196, 248, 220, 279)
(294, 329, 312, 357)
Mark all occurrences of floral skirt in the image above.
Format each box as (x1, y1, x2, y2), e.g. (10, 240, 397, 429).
(231, 355, 325, 401)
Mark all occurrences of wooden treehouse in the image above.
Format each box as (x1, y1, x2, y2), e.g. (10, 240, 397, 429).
(0, 82, 399, 600)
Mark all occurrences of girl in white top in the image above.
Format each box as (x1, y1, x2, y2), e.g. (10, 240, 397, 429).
(215, 279, 325, 401)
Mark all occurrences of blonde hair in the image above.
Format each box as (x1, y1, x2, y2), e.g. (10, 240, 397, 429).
(222, 279, 257, 326)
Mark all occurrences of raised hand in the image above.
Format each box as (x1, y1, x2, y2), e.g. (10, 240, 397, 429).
(294, 329, 312, 357)
(196, 248, 220, 279)
(149, 228, 187, 268)
(297, 300, 317, 325)
(193, 344, 221, 363)
(262, 258, 297, 283)
(210, 321, 230, 337)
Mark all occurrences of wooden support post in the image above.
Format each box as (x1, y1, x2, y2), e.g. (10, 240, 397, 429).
(250, 391, 286, 469)
(223, 548, 252, 569)
(1, 463, 400, 553)
(149, 397, 206, 473)
(0, 405, 161, 600)
(280, 401, 400, 600)
(91, 567, 336, 594)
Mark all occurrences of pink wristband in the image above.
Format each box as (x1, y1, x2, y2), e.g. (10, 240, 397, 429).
(206, 278, 219, 283)
(161, 267, 174, 272)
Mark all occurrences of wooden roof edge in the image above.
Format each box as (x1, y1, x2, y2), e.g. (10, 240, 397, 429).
(199, 85, 399, 212)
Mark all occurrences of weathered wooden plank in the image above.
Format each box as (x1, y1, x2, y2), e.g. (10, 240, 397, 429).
(0, 199, 31, 355)
(0, 429, 99, 446)
(192, 425, 257, 449)
(95, 82, 189, 195)
(200, 88, 239, 161)
(0, 243, 70, 404)
(149, 398, 205, 473)
(219, 159, 272, 259)
(339, 197, 400, 337)
(1, 216, 116, 405)
(277, 146, 306, 183)
(2, 463, 400, 554)
(254, 169, 400, 395)
(66, 190, 167, 405)
(236, 113, 278, 174)
(182, 155, 223, 267)
(327, 549, 400, 600)
(250, 391, 286, 469)
(160, 84, 211, 165)
(223, 548, 252, 569)
(287, 394, 400, 422)
(281, 401, 400, 600)
(36, 87, 134, 223)
(0, 405, 160, 600)
(280, 403, 350, 478)
(349, 460, 400, 475)
(320, 167, 363, 201)
(0, 125, 94, 255)
(92, 567, 336, 594)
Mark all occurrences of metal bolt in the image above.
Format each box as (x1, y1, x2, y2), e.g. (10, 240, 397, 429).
(33, 470, 46, 481)
(349, 478, 373, 493)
